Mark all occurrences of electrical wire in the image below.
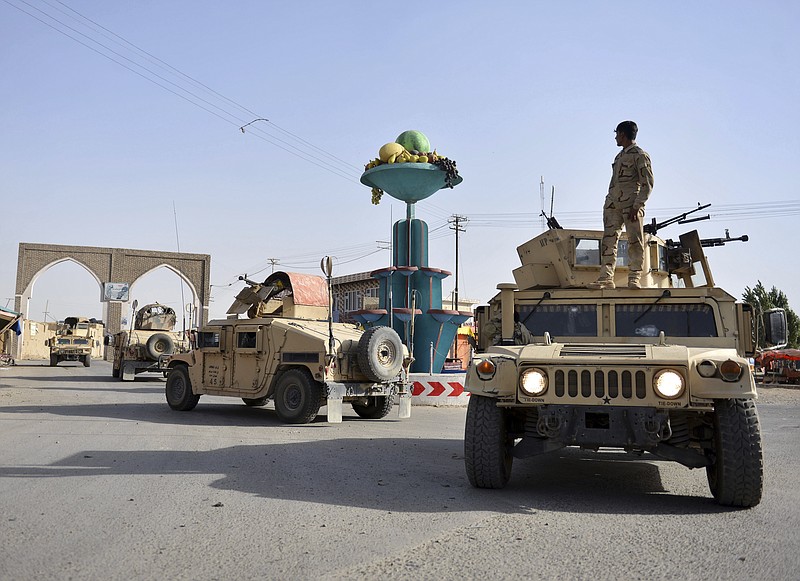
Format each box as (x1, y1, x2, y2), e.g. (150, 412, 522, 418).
(4, 0, 363, 183)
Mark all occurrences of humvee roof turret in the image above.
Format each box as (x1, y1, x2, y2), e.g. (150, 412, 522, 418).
(465, 215, 785, 508)
(165, 271, 412, 424)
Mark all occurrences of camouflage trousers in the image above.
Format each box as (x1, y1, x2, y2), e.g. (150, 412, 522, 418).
(599, 205, 644, 282)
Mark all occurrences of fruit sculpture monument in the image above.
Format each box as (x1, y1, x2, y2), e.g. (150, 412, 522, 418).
(357, 130, 469, 373)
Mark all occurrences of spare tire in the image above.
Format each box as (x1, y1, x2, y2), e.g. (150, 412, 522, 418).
(357, 326, 403, 382)
(146, 333, 175, 360)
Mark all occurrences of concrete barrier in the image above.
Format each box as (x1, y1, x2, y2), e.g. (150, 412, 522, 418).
(409, 373, 469, 406)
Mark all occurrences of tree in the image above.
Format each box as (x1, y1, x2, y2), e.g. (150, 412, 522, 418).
(742, 281, 799, 349)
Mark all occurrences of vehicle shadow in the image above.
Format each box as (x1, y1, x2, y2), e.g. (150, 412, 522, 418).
(0, 401, 362, 427)
(1, 374, 139, 383)
(0, 430, 729, 516)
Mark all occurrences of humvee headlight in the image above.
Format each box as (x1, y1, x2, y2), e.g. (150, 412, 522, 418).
(476, 359, 496, 380)
(719, 359, 743, 382)
(653, 369, 684, 399)
(696, 360, 717, 378)
(520, 368, 548, 396)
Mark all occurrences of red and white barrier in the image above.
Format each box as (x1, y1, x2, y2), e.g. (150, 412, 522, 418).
(409, 373, 469, 406)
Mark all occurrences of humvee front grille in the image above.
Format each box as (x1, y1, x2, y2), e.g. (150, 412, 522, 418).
(559, 345, 647, 357)
(553, 368, 648, 400)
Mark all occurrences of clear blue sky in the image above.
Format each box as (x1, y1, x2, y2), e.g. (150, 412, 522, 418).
(2, 1, 798, 325)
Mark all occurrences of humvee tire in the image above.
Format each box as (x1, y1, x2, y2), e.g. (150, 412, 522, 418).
(352, 396, 394, 419)
(357, 326, 403, 382)
(242, 396, 268, 407)
(706, 398, 763, 508)
(49, 354, 58, 367)
(165, 365, 200, 411)
(146, 333, 175, 359)
(83, 355, 91, 368)
(465, 394, 513, 489)
(273, 369, 323, 424)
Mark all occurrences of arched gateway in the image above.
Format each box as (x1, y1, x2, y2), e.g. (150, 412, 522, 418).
(14, 242, 211, 359)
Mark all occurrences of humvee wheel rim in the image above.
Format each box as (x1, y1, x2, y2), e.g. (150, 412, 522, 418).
(376, 341, 397, 369)
(283, 384, 303, 410)
(170, 374, 186, 399)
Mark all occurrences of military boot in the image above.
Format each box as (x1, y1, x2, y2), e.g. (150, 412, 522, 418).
(587, 278, 615, 290)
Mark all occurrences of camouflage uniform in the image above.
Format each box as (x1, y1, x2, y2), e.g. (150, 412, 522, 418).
(485, 317, 534, 346)
(599, 143, 654, 285)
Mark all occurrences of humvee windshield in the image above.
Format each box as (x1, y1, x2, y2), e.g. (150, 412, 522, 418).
(517, 302, 718, 339)
(615, 304, 717, 338)
(518, 304, 598, 337)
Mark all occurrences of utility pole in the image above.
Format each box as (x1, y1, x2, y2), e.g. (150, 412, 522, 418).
(267, 258, 280, 273)
(448, 215, 468, 310)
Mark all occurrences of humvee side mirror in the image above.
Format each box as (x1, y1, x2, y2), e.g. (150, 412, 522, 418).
(104, 335, 112, 346)
(764, 308, 788, 349)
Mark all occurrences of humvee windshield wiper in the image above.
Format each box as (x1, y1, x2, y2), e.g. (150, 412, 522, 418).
(634, 289, 671, 323)
(520, 292, 551, 327)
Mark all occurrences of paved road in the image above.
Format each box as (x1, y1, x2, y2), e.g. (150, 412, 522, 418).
(1, 361, 799, 580)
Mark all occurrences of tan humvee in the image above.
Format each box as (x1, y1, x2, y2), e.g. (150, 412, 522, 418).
(47, 316, 97, 367)
(165, 271, 412, 424)
(108, 303, 190, 381)
(465, 224, 786, 507)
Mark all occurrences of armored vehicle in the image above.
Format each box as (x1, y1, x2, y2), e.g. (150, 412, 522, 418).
(109, 303, 190, 381)
(465, 213, 786, 507)
(165, 270, 412, 424)
(48, 316, 96, 367)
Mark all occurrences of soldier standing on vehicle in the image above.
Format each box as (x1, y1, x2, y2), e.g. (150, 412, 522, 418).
(588, 121, 654, 289)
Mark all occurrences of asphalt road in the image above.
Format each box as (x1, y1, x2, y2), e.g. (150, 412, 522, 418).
(1, 361, 799, 581)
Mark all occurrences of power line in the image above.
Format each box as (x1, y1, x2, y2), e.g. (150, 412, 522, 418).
(4, 0, 363, 182)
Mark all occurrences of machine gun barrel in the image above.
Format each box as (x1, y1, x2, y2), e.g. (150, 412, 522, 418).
(644, 203, 711, 235)
(700, 232, 749, 247)
(540, 210, 562, 230)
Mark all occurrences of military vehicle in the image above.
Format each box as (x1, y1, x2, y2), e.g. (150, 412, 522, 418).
(464, 206, 787, 507)
(164, 268, 412, 424)
(108, 303, 190, 381)
(47, 316, 97, 367)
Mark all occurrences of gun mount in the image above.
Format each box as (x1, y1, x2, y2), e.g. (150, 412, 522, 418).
(515, 203, 748, 290)
(227, 271, 329, 320)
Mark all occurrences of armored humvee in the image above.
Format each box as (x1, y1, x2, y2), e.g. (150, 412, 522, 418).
(465, 216, 787, 507)
(48, 316, 97, 367)
(165, 270, 412, 424)
(108, 303, 190, 381)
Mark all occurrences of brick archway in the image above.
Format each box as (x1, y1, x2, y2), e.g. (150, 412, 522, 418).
(14, 243, 211, 358)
